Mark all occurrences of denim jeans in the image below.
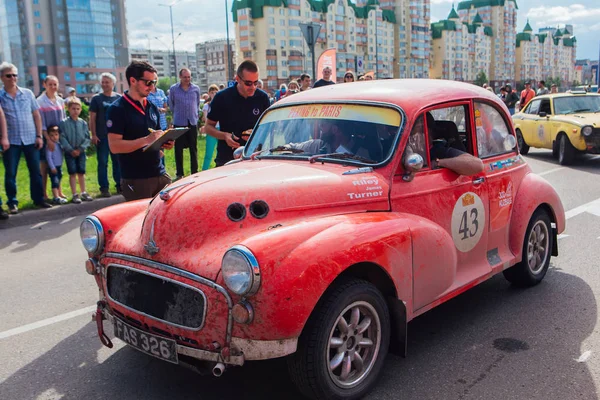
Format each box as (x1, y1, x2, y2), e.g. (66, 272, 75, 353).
(3, 144, 44, 206)
(202, 134, 218, 171)
(97, 135, 121, 191)
(49, 166, 63, 189)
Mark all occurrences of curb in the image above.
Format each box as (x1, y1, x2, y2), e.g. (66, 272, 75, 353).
(0, 195, 124, 229)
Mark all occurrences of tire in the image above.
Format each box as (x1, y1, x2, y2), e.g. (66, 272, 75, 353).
(288, 279, 390, 400)
(516, 129, 529, 155)
(503, 209, 553, 287)
(551, 140, 559, 158)
(558, 134, 575, 165)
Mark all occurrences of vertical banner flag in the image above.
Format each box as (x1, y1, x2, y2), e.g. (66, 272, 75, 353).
(317, 48, 337, 80)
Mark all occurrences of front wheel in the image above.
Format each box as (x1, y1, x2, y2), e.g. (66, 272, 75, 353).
(288, 279, 390, 400)
(558, 134, 576, 165)
(503, 209, 553, 287)
(516, 129, 529, 155)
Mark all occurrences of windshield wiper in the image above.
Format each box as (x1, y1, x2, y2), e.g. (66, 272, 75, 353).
(308, 153, 377, 164)
(573, 108, 591, 113)
(268, 145, 305, 154)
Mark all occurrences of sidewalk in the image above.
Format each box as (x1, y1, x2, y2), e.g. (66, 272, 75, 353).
(0, 195, 124, 229)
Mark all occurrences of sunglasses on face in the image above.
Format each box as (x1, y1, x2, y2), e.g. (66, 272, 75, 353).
(4, 74, 17, 78)
(238, 75, 259, 87)
(137, 78, 157, 87)
(345, 75, 353, 79)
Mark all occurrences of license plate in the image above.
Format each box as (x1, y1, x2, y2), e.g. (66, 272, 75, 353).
(114, 318, 179, 364)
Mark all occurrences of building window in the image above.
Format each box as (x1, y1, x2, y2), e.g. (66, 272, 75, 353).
(37, 47, 44, 54)
(34, 11, 40, 17)
(36, 35, 42, 42)
(35, 23, 41, 29)
(39, 59, 46, 66)
(64, 72, 70, 81)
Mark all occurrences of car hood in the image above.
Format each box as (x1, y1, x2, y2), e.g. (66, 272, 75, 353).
(109, 160, 390, 280)
(551, 114, 600, 127)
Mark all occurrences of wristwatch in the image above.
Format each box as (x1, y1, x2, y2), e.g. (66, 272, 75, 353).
(36, 135, 42, 139)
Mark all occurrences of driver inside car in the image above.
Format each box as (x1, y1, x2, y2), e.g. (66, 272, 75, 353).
(283, 120, 373, 160)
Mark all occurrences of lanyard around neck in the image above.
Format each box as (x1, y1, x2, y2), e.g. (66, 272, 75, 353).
(123, 93, 145, 116)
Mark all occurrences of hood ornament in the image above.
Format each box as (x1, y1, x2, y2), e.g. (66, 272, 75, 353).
(144, 218, 160, 256)
(159, 180, 194, 201)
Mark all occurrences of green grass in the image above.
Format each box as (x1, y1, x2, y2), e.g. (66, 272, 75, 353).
(0, 135, 216, 210)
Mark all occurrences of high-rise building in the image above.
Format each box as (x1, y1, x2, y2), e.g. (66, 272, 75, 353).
(196, 39, 236, 92)
(232, 0, 395, 92)
(457, 0, 517, 85)
(393, 0, 430, 78)
(0, 0, 129, 100)
(129, 49, 199, 85)
(515, 23, 577, 85)
(430, 6, 492, 82)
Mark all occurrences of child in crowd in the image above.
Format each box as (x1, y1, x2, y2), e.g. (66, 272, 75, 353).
(59, 98, 92, 204)
(45, 124, 68, 204)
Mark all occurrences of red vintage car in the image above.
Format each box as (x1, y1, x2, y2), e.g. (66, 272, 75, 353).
(80, 79, 565, 400)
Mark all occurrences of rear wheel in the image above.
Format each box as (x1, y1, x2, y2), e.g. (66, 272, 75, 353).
(288, 279, 390, 400)
(503, 209, 553, 287)
(516, 129, 529, 155)
(551, 139, 559, 158)
(558, 134, 576, 165)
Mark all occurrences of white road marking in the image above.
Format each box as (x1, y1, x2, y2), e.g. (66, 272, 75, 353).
(60, 217, 76, 224)
(576, 350, 592, 363)
(0, 305, 96, 340)
(557, 234, 570, 240)
(538, 167, 564, 176)
(30, 221, 49, 229)
(565, 198, 600, 220)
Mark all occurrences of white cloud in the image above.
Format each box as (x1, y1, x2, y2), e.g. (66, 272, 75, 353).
(431, 0, 454, 4)
(526, 4, 600, 24)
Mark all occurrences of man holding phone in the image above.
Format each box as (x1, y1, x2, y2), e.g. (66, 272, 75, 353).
(107, 60, 174, 201)
(205, 60, 270, 167)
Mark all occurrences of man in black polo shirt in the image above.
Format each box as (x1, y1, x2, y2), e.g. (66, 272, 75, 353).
(107, 60, 174, 201)
(205, 60, 270, 166)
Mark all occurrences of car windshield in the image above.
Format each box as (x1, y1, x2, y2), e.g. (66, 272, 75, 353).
(553, 96, 600, 114)
(244, 104, 402, 165)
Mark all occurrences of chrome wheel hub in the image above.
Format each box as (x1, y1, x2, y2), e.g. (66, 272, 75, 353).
(527, 220, 549, 274)
(327, 301, 381, 389)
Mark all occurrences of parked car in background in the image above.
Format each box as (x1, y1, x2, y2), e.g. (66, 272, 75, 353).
(81, 80, 565, 400)
(512, 92, 600, 165)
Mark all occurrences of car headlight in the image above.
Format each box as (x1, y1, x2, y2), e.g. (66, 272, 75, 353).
(582, 126, 593, 136)
(221, 245, 260, 296)
(80, 216, 104, 256)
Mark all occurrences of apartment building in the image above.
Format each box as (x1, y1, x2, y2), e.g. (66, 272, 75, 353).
(232, 0, 395, 92)
(0, 0, 128, 100)
(430, 7, 492, 82)
(392, 0, 430, 78)
(196, 39, 236, 92)
(457, 0, 517, 85)
(515, 23, 577, 84)
(129, 49, 199, 84)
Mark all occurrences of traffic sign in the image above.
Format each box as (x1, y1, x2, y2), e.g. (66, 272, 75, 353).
(228, 80, 236, 88)
(299, 22, 322, 47)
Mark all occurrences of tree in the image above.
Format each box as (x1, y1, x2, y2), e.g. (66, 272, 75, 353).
(474, 71, 488, 87)
(158, 77, 172, 94)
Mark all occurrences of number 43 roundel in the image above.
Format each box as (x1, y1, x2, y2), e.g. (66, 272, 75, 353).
(451, 192, 485, 252)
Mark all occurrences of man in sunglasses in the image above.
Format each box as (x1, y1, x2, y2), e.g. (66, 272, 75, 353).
(205, 60, 270, 167)
(169, 68, 201, 181)
(107, 60, 174, 201)
(0, 62, 52, 213)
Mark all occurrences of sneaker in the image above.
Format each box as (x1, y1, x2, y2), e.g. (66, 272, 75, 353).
(8, 204, 18, 214)
(53, 197, 68, 205)
(72, 194, 82, 204)
(81, 192, 93, 202)
(36, 201, 53, 209)
(99, 189, 111, 198)
(0, 207, 8, 220)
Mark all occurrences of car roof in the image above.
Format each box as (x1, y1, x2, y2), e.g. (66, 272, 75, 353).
(274, 79, 506, 116)
(535, 92, 600, 100)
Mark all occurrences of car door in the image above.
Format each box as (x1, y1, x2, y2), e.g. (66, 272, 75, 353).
(391, 101, 490, 312)
(520, 98, 543, 147)
(537, 98, 554, 149)
(473, 100, 524, 271)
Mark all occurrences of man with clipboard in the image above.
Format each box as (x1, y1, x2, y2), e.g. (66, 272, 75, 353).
(106, 61, 174, 201)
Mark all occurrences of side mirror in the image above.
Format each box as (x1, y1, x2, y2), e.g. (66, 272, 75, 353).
(539, 111, 547, 117)
(233, 146, 245, 160)
(402, 153, 424, 182)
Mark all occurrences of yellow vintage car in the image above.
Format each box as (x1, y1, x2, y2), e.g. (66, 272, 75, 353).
(512, 92, 600, 165)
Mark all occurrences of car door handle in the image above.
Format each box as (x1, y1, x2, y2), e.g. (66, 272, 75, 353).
(472, 177, 485, 185)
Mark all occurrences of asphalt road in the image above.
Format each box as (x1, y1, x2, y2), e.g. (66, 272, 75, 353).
(1, 149, 600, 400)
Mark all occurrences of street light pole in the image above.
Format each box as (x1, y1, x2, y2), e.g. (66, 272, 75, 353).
(374, 7, 379, 79)
(225, 0, 232, 81)
(159, 1, 180, 82)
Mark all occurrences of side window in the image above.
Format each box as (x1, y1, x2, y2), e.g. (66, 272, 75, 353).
(403, 115, 428, 168)
(527, 99, 541, 115)
(539, 99, 552, 115)
(474, 102, 515, 158)
(428, 104, 473, 168)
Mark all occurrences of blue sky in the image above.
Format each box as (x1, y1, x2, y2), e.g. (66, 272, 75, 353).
(127, 0, 600, 61)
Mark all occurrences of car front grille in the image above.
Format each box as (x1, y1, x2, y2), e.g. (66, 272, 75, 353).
(106, 264, 206, 330)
